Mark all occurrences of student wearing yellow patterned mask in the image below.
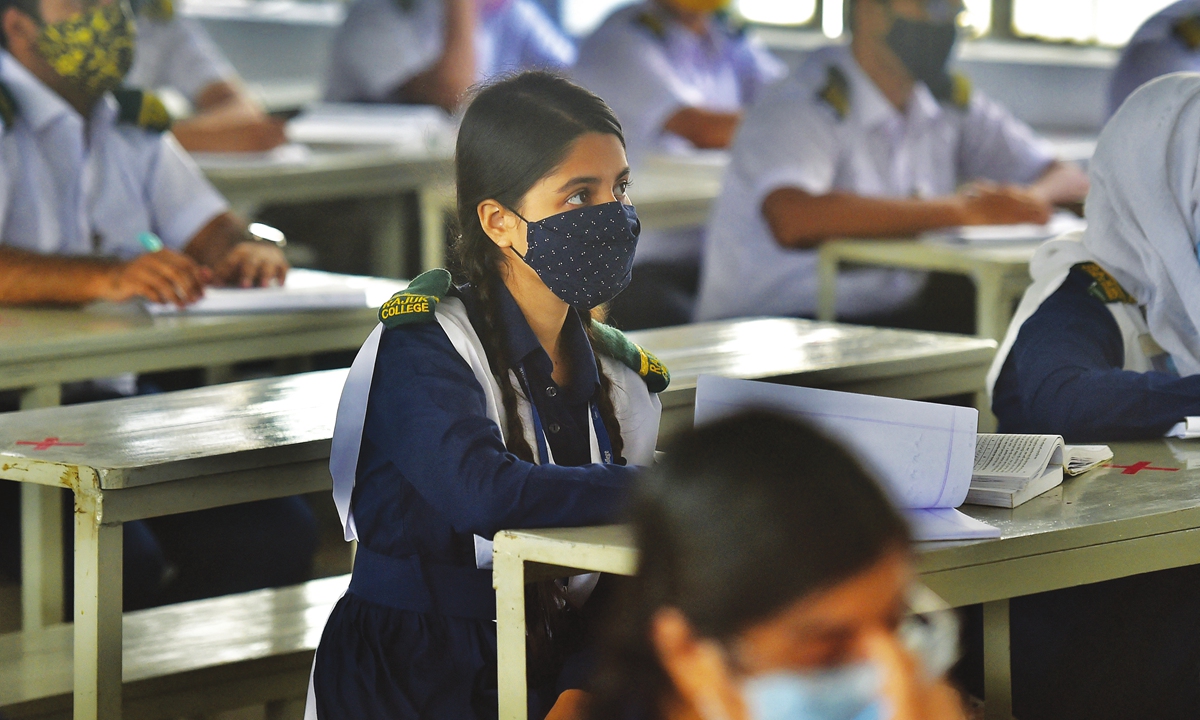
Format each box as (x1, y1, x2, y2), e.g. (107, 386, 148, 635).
(0, 0, 314, 616)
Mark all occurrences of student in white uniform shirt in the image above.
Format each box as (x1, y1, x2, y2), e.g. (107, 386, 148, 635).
(324, 0, 575, 112)
(573, 0, 784, 329)
(127, 0, 286, 153)
(694, 0, 1089, 330)
(0, 0, 314, 613)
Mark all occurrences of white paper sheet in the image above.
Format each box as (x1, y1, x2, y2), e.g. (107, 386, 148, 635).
(905, 508, 1002, 541)
(921, 212, 1086, 245)
(144, 268, 370, 315)
(286, 103, 457, 152)
(695, 376, 978, 509)
(1168, 417, 1200, 439)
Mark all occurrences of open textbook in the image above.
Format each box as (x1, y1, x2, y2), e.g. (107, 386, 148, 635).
(143, 269, 372, 315)
(693, 376, 998, 541)
(968, 435, 1111, 509)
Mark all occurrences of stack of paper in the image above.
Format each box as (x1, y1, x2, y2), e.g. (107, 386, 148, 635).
(144, 269, 371, 315)
(287, 103, 457, 152)
(693, 376, 998, 542)
(922, 212, 1086, 245)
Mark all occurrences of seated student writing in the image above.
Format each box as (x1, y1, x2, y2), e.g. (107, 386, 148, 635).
(585, 411, 965, 720)
(572, 0, 785, 330)
(309, 72, 667, 720)
(324, 0, 575, 112)
(126, 0, 287, 153)
(694, 0, 1089, 330)
(991, 73, 1200, 441)
(0, 0, 310, 611)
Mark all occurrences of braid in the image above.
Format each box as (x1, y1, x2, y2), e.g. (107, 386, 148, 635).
(453, 227, 536, 463)
(586, 318, 626, 462)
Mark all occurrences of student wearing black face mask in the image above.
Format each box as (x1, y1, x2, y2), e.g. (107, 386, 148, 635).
(695, 0, 1091, 333)
(307, 72, 668, 720)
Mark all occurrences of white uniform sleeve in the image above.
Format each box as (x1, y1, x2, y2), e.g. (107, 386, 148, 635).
(127, 18, 236, 103)
(731, 36, 786, 105)
(326, 0, 443, 103)
(147, 134, 229, 250)
(732, 88, 840, 207)
(573, 19, 706, 154)
(510, 0, 575, 70)
(956, 91, 1056, 186)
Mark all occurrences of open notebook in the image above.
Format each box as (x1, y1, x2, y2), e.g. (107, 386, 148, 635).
(693, 376, 999, 541)
(921, 212, 1086, 245)
(144, 269, 373, 315)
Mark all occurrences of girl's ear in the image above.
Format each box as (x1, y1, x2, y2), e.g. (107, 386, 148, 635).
(477, 199, 525, 253)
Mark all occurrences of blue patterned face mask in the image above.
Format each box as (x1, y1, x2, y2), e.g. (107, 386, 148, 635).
(513, 201, 640, 310)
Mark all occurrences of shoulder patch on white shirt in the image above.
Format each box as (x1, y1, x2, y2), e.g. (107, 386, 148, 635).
(817, 65, 850, 120)
(112, 88, 172, 132)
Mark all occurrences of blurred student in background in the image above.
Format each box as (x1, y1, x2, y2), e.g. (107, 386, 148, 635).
(695, 0, 1088, 332)
(584, 411, 965, 720)
(1109, 1, 1200, 117)
(128, 0, 287, 152)
(324, 0, 575, 112)
(572, 0, 784, 330)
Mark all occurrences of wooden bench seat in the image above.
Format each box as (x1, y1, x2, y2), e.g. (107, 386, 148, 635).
(0, 574, 347, 720)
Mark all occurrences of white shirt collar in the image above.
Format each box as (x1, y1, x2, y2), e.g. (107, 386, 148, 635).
(0, 50, 119, 132)
(835, 45, 944, 131)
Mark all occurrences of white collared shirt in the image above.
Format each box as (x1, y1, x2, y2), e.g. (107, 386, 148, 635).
(572, 2, 784, 266)
(695, 44, 1055, 321)
(126, 15, 236, 104)
(323, 0, 575, 103)
(0, 51, 228, 260)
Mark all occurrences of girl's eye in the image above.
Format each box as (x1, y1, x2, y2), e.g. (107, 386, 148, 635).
(616, 181, 631, 199)
(567, 190, 588, 206)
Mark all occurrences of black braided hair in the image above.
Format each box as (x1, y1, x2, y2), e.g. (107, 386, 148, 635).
(452, 71, 627, 463)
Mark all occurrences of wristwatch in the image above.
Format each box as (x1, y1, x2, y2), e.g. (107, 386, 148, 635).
(246, 222, 287, 247)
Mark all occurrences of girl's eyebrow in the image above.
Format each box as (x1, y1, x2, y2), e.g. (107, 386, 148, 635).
(555, 168, 632, 193)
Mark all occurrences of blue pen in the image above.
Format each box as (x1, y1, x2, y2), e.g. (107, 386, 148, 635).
(137, 232, 164, 253)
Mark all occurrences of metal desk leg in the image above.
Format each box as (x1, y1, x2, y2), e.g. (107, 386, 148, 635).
(20, 383, 64, 630)
(982, 599, 1013, 720)
(816, 247, 839, 322)
(494, 550, 528, 720)
(75, 487, 123, 720)
(972, 269, 1007, 343)
(418, 185, 452, 272)
(370, 195, 406, 280)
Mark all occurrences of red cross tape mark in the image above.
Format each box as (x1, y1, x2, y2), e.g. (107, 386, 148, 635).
(16, 437, 85, 451)
(1103, 461, 1179, 475)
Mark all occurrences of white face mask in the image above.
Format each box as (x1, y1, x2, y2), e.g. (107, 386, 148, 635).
(704, 602, 960, 720)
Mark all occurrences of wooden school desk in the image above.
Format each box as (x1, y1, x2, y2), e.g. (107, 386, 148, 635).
(0, 317, 992, 719)
(816, 240, 1039, 342)
(198, 145, 455, 278)
(0, 272, 403, 632)
(493, 439, 1200, 720)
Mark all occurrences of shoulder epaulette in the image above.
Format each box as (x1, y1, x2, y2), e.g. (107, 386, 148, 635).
(634, 11, 667, 41)
(141, 0, 174, 21)
(0, 81, 18, 130)
(1175, 15, 1200, 49)
(112, 88, 172, 132)
(589, 321, 670, 393)
(948, 73, 972, 110)
(713, 9, 747, 37)
(817, 65, 850, 120)
(379, 268, 452, 327)
(1076, 262, 1137, 305)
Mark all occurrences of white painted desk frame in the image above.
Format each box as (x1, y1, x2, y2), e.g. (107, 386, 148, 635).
(0, 273, 401, 632)
(199, 145, 455, 278)
(0, 317, 992, 719)
(494, 440, 1200, 720)
(816, 240, 1038, 342)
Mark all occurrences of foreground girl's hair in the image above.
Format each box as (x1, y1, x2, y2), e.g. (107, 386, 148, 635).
(452, 71, 627, 462)
(588, 411, 912, 719)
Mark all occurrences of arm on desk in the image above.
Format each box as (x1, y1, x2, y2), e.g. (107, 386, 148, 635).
(169, 80, 287, 154)
(394, 0, 477, 112)
(184, 212, 288, 288)
(762, 186, 1051, 249)
(663, 108, 742, 150)
(0, 246, 207, 305)
(1028, 160, 1090, 208)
